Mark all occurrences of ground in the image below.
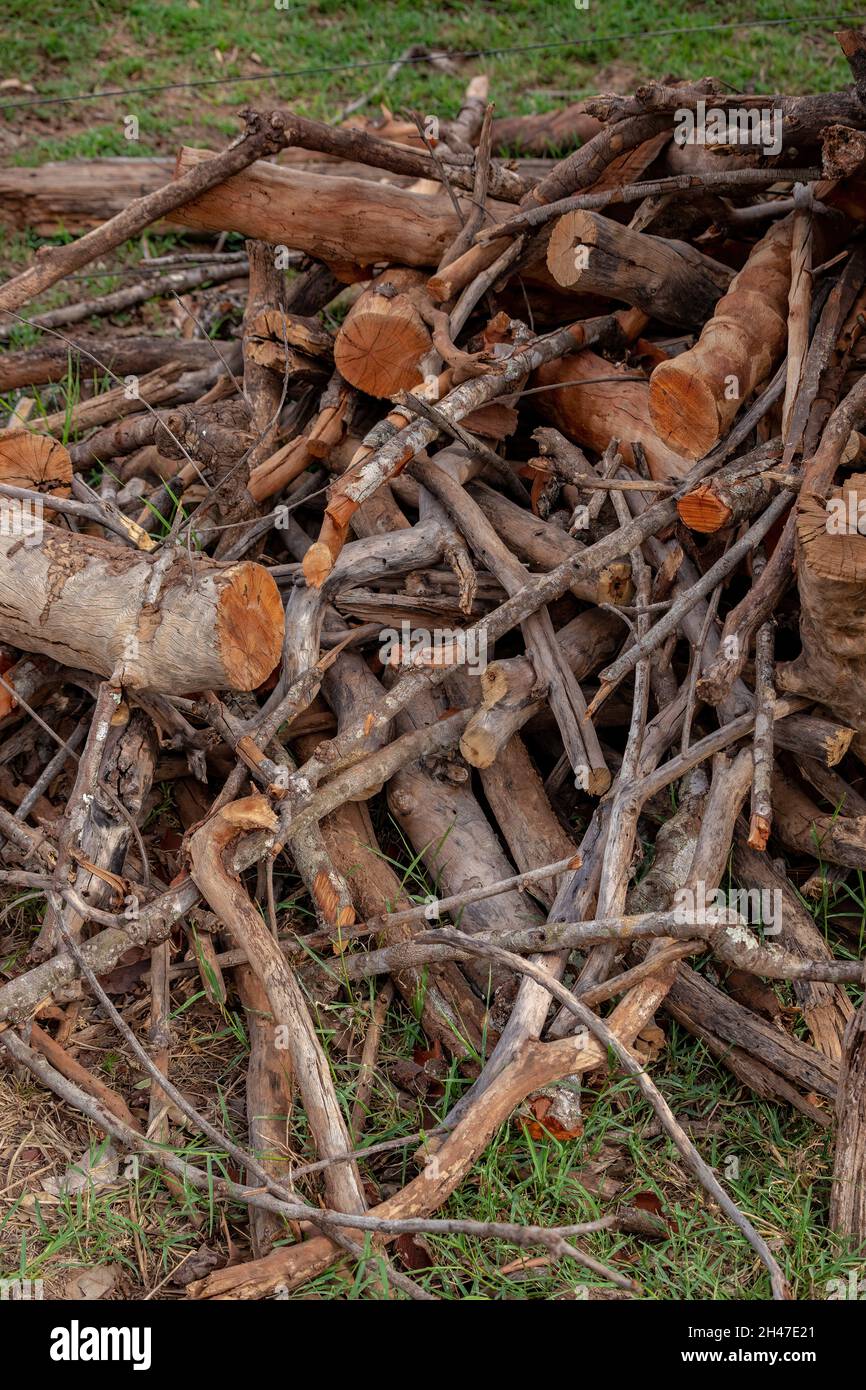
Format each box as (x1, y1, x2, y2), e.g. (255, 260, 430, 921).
(1, 0, 856, 165)
(2, 814, 863, 1300)
(1, 0, 865, 1303)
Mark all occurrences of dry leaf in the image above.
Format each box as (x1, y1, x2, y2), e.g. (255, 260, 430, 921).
(64, 1265, 118, 1300)
(634, 1022, 666, 1065)
(43, 1143, 119, 1196)
(523, 1088, 583, 1141)
(170, 1245, 222, 1287)
(395, 1232, 434, 1272)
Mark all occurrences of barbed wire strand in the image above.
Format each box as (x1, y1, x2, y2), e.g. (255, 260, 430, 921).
(2, 13, 864, 113)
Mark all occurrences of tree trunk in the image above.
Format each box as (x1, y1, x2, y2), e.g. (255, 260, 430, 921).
(334, 268, 432, 397)
(547, 210, 732, 328)
(777, 478, 866, 757)
(0, 524, 283, 693)
(532, 349, 693, 481)
(171, 147, 489, 269)
(649, 216, 794, 459)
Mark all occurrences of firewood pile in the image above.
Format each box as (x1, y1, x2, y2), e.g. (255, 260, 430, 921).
(4, 34, 866, 1300)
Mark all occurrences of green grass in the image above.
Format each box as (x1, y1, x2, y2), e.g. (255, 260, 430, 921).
(2, 4, 861, 319)
(0, 990, 853, 1301)
(4, 812, 858, 1301)
(2, 1, 863, 164)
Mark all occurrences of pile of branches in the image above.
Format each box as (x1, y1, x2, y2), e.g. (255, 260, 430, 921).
(3, 34, 866, 1300)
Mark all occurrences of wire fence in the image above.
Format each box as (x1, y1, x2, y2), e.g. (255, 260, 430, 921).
(2, 13, 864, 113)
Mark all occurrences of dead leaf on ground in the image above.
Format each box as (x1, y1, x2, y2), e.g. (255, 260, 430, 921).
(170, 1245, 223, 1287)
(43, 1142, 119, 1196)
(64, 1265, 119, 1300)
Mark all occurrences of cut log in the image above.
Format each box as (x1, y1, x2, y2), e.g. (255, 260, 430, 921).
(0, 653, 60, 724)
(476, 732, 583, 1137)
(35, 702, 158, 960)
(648, 216, 794, 459)
(0, 524, 283, 694)
(171, 776, 294, 1253)
(343, 101, 601, 158)
(491, 104, 601, 155)
(171, 147, 494, 269)
(412, 449, 609, 793)
(773, 714, 855, 767)
(248, 377, 352, 503)
(676, 453, 784, 532)
(546, 210, 732, 328)
(311, 647, 483, 1050)
(234, 964, 294, 1257)
(0, 119, 313, 316)
(318, 797, 488, 1061)
(246, 305, 334, 372)
(170, 148, 579, 302)
(830, 998, 866, 1243)
(427, 239, 514, 304)
(334, 269, 432, 397)
(26, 361, 202, 440)
(777, 478, 866, 757)
(0, 158, 172, 234)
(461, 608, 620, 768)
(478, 735, 578, 896)
(188, 796, 366, 1218)
(449, 74, 490, 150)
(0, 432, 72, 500)
(665, 962, 839, 1103)
(0, 150, 544, 238)
(68, 387, 247, 476)
(387, 686, 541, 994)
(772, 768, 866, 869)
(531, 349, 693, 481)
(210, 238, 286, 552)
(733, 839, 853, 1060)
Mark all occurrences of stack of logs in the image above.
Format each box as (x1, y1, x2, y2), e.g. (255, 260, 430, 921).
(3, 39, 866, 1299)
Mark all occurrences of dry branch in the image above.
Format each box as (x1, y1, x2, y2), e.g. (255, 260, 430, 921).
(3, 64, 866, 1305)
